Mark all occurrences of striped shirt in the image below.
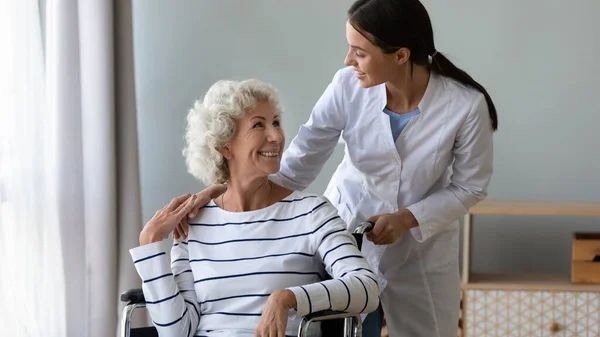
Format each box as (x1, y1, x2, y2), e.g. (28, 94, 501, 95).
(130, 191, 379, 337)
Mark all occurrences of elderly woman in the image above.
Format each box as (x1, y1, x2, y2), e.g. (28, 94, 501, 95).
(130, 79, 379, 337)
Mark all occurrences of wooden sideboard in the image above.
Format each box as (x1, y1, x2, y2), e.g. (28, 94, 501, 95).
(460, 200, 600, 337)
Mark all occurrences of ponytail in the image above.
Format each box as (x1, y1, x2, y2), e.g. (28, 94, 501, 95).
(347, 0, 498, 131)
(431, 52, 498, 131)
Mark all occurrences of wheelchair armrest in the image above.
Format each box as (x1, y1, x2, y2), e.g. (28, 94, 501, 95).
(120, 288, 146, 304)
(299, 310, 361, 337)
(302, 310, 359, 322)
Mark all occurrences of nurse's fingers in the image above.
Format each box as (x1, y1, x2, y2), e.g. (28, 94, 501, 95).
(367, 215, 385, 234)
(365, 215, 381, 242)
(187, 184, 227, 219)
(367, 228, 385, 243)
(365, 215, 378, 241)
(367, 214, 380, 223)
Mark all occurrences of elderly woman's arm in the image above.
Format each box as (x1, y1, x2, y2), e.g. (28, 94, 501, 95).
(130, 194, 202, 337)
(285, 199, 380, 318)
(130, 240, 201, 337)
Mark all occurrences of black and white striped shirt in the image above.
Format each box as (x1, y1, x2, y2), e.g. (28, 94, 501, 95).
(130, 191, 379, 337)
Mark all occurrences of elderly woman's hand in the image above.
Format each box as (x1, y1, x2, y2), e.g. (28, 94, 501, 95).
(139, 194, 197, 245)
(255, 290, 296, 337)
(172, 184, 227, 240)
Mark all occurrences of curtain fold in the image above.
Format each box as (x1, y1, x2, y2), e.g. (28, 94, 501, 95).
(1, 0, 142, 334)
(0, 1, 67, 336)
(48, 0, 142, 336)
(115, 0, 145, 311)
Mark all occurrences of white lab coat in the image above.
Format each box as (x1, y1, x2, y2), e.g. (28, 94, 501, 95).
(271, 66, 493, 337)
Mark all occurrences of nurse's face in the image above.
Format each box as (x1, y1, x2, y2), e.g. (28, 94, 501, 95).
(344, 21, 409, 88)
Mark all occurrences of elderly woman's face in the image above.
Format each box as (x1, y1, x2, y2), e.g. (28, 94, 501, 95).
(226, 101, 285, 179)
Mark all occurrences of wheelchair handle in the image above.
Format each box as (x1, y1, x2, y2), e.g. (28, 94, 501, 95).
(351, 221, 374, 251)
(353, 221, 374, 235)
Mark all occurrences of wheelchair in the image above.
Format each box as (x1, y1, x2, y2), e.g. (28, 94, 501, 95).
(120, 222, 374, 337)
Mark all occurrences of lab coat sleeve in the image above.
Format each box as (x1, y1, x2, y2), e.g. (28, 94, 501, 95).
(129, 240, 201, 337)
(286, 198, 380, 318)
(407, 93, 493, 242)
(269, 70, 346, 191)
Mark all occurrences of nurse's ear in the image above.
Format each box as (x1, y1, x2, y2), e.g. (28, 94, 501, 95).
(394, 47, 411, 65)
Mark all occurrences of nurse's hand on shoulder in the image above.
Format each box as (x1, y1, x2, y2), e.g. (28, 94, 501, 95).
(172, 184, 227, 240)
(366, 209, 419, 245)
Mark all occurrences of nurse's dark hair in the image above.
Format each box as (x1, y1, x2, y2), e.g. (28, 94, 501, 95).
(348, 0, 498, 131)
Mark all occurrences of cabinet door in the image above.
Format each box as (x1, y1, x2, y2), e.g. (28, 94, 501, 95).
(464, 289, 599, 337)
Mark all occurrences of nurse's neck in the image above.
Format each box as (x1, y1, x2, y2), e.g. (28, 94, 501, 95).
(385, 65, 430, 114)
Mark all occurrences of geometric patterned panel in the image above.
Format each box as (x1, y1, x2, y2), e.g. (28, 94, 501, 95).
(465, 290, 600, 337)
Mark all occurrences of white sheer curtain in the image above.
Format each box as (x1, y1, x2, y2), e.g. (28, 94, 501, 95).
(0, 1, 67, 336)
(0, 0, 142, 336)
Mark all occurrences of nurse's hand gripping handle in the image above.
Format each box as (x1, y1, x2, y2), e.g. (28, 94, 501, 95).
(352, 221, 374, 251)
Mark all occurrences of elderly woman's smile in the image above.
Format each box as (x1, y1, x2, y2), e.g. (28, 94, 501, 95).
(258, 151, 279, 157)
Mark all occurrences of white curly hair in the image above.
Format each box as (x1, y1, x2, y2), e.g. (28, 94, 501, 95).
(183, 79, 283, 186)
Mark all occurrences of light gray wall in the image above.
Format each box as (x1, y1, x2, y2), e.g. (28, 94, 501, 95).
(423, 0, 600, 275)
(132, 1, 599, 274)
(132, 0, 351, 251)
